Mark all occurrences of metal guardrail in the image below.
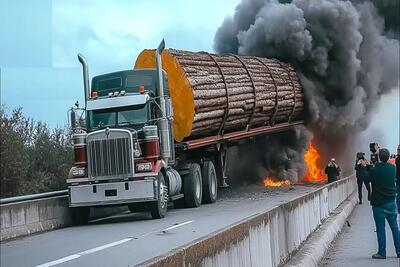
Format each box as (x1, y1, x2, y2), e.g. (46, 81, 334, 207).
(0, 190, 68, 205)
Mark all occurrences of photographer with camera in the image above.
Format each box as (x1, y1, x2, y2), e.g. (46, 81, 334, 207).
(325, 158, 341, 183)
(355, 152, 371, 204)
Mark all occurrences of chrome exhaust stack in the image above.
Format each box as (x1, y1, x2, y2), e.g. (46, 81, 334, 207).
(155, 39, 173, 162)
(156, 39, 166, 115)
(78, 53, 90, 107)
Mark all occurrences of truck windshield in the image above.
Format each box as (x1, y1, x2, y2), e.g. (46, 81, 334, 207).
(88, 104, 148, 129)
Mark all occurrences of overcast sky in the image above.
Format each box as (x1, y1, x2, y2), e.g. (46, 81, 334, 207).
(0, 0, 240, 126)
(1, 0, 399, 151)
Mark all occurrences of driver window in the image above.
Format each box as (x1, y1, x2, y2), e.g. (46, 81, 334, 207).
(90, 111, 115, 128)
(118, 110, 134, 124)
(117, 107, 147, 125)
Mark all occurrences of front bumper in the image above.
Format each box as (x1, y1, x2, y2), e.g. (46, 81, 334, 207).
(68, 179, 157, 207)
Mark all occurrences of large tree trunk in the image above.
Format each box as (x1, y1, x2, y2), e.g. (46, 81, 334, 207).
(135, 49, 304, 141)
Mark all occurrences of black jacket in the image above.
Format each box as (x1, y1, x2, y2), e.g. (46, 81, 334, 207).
(368, 162, 396, 206)
(325, 163, 340, 181)
(355, 159, 368, 181)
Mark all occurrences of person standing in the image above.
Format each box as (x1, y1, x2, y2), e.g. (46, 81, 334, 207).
(368, 148, 399, 259)
(396, 145, 400, 214)
(355, 153, 371, 204)
(325, 158, 340, 183)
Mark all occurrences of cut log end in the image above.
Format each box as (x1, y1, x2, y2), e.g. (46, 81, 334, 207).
(134, 49, 195, 141)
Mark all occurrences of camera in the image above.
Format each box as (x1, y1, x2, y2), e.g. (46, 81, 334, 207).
(369, 142, 379, 165)
(356, 152, 365, 160)
(370, 143, 379, 154)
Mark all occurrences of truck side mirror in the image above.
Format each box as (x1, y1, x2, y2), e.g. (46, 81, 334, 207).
(165, 98, 173, 120)
(79, 117, 86, 129)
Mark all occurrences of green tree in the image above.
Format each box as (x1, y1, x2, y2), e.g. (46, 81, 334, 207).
(0, 106, 73, 198)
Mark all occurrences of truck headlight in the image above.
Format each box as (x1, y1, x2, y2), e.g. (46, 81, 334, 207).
(136, 162, 152, 172)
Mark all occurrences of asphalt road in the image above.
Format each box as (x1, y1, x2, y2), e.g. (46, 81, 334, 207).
(1, 184, 320, 267)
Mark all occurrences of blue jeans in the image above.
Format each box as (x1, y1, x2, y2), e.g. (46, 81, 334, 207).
(397, 184, 400, 213)
(372, 201, 400, 256)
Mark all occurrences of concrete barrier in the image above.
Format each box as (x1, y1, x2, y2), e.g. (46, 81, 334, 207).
(139, 176, 356, 267)
(0, 195, 128, 241)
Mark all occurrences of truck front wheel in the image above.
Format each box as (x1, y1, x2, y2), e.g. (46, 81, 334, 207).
(183, 163, 202, 208)
(202, 161, 217, 204)
(150, 172, 168, 219)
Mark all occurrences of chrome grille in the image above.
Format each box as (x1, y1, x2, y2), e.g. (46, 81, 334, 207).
(87, 129, 133, 179)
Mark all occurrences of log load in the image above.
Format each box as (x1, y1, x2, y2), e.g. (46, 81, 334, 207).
(134, 49, 304, 142)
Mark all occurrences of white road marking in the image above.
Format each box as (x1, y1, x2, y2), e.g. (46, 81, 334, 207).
(35, 255, 81, 267)
(79, 238, 132, 255)
(33, 221, 194, 267)
(33, 239, 131, 267)
(161, 220, 193, 233)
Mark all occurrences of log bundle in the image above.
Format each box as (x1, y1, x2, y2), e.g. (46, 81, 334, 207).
(134, 49, 304, 142)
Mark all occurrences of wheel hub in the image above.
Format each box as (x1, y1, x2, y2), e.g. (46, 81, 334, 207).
(159, 181, 168, 209)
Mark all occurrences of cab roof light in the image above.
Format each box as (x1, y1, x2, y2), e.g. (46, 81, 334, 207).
(91, 91, 98, 98)
(120, 90, 126, 96)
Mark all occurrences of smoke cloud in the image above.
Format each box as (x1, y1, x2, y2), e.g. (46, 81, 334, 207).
(215, 0, 399, 181)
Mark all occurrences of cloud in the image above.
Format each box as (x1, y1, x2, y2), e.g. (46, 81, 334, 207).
(2, 0, 241, 128)
(52, 0, 241, 76)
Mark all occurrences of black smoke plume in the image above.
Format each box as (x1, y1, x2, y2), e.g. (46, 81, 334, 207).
(215, 0, 399, 181)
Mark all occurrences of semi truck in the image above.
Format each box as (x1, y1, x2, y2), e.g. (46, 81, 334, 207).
(67, 40, 304, 224)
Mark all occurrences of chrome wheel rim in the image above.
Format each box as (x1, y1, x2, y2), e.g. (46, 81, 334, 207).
(159, 180, 168, 209)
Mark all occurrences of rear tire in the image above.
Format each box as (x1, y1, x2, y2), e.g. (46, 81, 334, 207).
(201, 161, 218, 204)
(150, 172, 168, 219)
(183, 163, 202, 208)
(70, 207, 90, 225)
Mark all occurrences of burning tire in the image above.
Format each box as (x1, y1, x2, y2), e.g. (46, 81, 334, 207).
(183, 163, 203, 208)
(70, 207, 90, 225)
(150, 172, 168, 219)
(201, 161, 217, 204)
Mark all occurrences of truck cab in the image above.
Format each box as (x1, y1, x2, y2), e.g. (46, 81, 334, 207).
(87, 69, 169, 131)
(67, 42, 185, 223)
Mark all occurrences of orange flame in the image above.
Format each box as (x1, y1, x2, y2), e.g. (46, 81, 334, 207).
(302, 141, 326, 183)
(263, 177, 291, 187)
